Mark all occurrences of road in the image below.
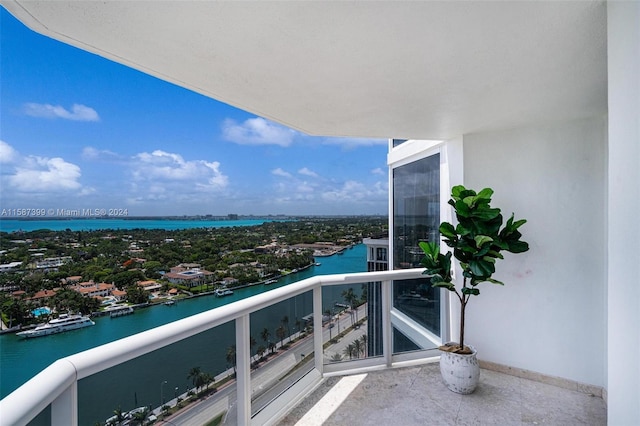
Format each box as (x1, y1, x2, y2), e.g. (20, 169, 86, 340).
(158, 304, 367, 426)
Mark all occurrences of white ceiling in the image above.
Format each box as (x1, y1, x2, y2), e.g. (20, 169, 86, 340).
(2, 1, 607, 140)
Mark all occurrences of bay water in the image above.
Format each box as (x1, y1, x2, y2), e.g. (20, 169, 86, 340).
(0, 218, 284, 233)
(0, 242, 366, 424)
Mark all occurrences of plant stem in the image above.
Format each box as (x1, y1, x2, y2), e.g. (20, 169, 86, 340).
(459, 277, 468, 350)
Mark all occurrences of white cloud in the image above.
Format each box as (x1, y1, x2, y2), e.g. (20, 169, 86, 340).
(132, 150, 228, 191)
(8, 156, 83, 192)
(298, 167, 319, 178)
(321, 180, 388, 203)
(23, 103, 100, 122)
(371, 167, 386, 175)
(0, 140, 18, 163)
(272, 168, 293, 178)
(82, 146, 121, 161)
(222, 117, 296, 147)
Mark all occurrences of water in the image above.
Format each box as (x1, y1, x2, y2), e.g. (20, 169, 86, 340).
(0, 244, 366, 424)
(0, 218, 287, 233)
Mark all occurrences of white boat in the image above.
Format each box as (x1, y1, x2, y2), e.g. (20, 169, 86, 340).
(109, 306, 134, 318)
(214, 288, 233, 297)
(16, 314, 95, 338)
(264, 279, 277, 285)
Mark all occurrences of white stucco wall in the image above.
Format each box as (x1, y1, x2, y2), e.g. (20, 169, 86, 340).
(461, 116, 607, 387)
(607, 1, 640, 423)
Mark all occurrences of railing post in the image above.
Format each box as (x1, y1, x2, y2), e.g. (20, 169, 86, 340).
(382, 279, 393, 367)
(236, 314, 251, 426)
(313, 286, 323, 374)
(51, 381, 77, 426)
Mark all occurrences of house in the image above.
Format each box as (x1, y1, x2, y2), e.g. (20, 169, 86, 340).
(137, 280, 161, 292)
(165, 268, 214, 288)
(72, 282, 116, 298)
(0, 2, 637, 425)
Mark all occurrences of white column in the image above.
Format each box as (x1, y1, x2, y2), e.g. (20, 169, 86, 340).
(607, 1, 640, 423)
(313, 287, 324, 374)
(236, 315, 251, 426)
(51, 382, 77, 426)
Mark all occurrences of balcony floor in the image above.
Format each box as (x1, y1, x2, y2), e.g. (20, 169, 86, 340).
(278, 362, 606, 425)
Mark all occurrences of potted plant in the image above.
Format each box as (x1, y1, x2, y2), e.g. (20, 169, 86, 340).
(420, 185, 529, 394)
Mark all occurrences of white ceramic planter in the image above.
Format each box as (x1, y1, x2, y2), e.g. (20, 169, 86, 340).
(439, 344, 480, 394)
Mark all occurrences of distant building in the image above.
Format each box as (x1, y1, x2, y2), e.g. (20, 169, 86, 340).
(165, 266, 214, 288)
(363, 236, 389, 358)
(35, 256, 72, 270)
(0, 261, 23, 272)
(72, 282, 116, 298)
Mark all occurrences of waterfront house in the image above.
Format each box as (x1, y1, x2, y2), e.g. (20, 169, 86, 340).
(0, 2, 637, 425)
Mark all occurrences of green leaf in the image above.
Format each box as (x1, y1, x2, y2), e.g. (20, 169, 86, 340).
(439, 222, 457, 239)
(474, 235, 493, 248)
(486, 278, 504, 285)
(477, 188, 494, 201)
(462, 287, 480, 296)
(469, 259, 495, 277)
(432, 281, 456, 291)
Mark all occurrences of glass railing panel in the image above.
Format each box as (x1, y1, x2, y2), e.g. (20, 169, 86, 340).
(322, 282, 381, 367)
(249, 291, 315, 418)
(76, 320, 236, 426)
(391, 277, 441, 356)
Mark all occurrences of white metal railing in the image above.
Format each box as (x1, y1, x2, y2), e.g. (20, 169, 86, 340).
(0, 269, 428, 426)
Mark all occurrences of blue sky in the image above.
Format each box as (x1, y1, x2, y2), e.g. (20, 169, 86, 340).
(0, 9, 389, 217)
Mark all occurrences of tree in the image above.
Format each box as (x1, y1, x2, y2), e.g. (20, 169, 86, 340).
(276, 325, 286, 348)
(343, 343, 356, 360)
(109, 407, 126, 426)
(330, 353, 343, 362)
(129, 407, 149, 426)
(260, 327, 270, 348)
(342, 288, 358, 323)
(360, 334, 368, 358)
(226, 345, 236, 373)
(353, 338, 363, 359)
(187, 366, 203, 390)
(257, 345, 266, 361)
(249, 336, 257, 362)
(281, 315, 290, 342)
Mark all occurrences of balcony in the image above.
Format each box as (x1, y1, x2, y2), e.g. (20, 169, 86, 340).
(280, 363, 607, 425)
(0, 269, 606, 426)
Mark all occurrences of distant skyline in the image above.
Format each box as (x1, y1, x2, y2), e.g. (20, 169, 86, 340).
(0, 8, 389, 217)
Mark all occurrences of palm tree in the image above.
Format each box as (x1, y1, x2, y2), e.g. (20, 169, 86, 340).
(330, 353, 343, 362)
(110, 407, 126, 426)
(249, 336, 257, 362)
(260, 327, 270, 347)
(342, 287, 358, 323)
(281, 315, 290, 342)
(187, 366, 202, 389)
(360, 334, 368, 358)
(276, 324, 286, 348)
(268, 341, 276, 354)
(343, 343, 355, 360)
(257, 345, 266, 361)
(203, 372, 214, 390)
(353, 338, 363, 359)
(226, 345, 236, 373)
(129, 408, 149, 426)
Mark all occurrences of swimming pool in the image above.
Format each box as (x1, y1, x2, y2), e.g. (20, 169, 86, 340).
(31, 307, 51, 317)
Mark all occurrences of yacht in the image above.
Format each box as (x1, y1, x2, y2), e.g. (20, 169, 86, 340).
(214, 288, 233, 297)
(16, 314, 95, 338)
(108, 306, 134, 318)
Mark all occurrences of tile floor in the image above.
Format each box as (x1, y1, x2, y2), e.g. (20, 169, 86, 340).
(278, 363, 607, 425)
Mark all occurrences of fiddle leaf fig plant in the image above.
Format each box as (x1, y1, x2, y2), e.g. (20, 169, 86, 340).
(420, 185, 529, 354)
